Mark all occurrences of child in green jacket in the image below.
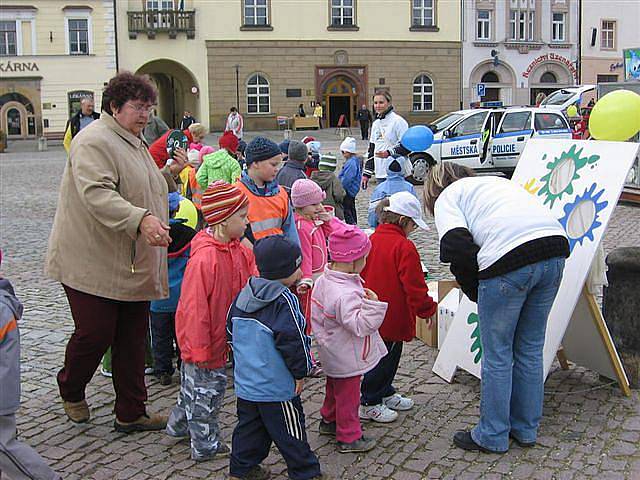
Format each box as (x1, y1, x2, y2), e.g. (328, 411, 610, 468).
(196, 131, 242, 189)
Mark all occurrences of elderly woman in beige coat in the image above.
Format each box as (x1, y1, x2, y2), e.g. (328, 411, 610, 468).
(46, 72, 187, 432)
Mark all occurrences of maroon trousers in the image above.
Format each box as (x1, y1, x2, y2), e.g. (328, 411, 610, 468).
(57, 285, 149, 422)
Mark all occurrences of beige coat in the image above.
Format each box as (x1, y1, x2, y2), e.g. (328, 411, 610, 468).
(46, 113, 175, 302)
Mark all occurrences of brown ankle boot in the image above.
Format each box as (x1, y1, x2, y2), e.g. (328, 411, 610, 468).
(63, 399, 90, 423)
(114, 412, 167, 433)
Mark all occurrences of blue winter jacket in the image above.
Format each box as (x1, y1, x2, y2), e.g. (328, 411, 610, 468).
(367, 160, 418, 228)
(227, 277, 313, 402)
(339, 155, 362, 198)
(239, 171, 301, 247)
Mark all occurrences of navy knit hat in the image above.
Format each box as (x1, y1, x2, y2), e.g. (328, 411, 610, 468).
(254, 234, 302, 280)
(245, 136, 282, 165)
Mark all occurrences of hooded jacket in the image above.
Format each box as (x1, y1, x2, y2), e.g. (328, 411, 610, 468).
(311, 267, 388, 378)
(295, 215, 345, 287)
(175, 230, 257, 368)
(361, 224, 437, 342)
(310, 170, 345, 220)
(275, 160, 307, 195)
(227, 277, 313, 402)
(235, 172, 300, 247)
(196, 148, 242, 189)
(150, 220, 196, 313)
(339, 155, 362, 198)
(0, 277, 23, 415)
(367, 160, 418, 228)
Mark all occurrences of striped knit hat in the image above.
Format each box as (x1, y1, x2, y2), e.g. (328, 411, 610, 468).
(200, 181, 248, 226)
(318, 154, 337, 172)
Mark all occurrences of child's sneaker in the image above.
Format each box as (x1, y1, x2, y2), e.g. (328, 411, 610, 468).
(318, 420, 336, 436)
(100, 366, 112, 378)
(383, 393, 414, 411)
(229, 465, 271, 480)
(359, 404, 398, 423)
(193, 442, 231, 462)
(158, 373, 172, 386)
(338, 435, 376, 454)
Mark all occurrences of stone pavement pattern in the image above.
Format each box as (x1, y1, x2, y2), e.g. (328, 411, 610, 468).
(1, 131, 639, 480)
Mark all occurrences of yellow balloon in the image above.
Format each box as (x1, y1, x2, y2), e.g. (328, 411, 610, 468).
(566, 105, 578, 117)
(175, 198, 198, 229)
(589, 90, 640, 141)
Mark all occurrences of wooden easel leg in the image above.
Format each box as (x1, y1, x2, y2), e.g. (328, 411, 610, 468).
(557, 347, 570, 370)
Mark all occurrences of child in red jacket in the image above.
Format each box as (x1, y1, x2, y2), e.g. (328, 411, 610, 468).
(360, 192, 437, 423)
(166, 181, 257, 462)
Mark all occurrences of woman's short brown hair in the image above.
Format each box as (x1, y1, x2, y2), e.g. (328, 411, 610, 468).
(101, 71, 157, 115)
(423, 162, 476, 215)
(375, 197, 415, 230)
(373, 90, 392, 103)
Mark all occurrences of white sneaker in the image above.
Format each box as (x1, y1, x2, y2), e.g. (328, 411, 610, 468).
(383, 393, 414, 411)
(359, 404, 398, 423)
(100, 366, 112, 378)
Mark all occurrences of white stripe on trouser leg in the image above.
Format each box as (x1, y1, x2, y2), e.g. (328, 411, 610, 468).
(286, 402, 299, 441)
(281, 402, 293, 438)
(286, 401, 302, 441)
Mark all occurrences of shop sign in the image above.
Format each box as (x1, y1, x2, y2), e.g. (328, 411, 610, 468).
(0, 61, 39, 73)
(522, 53, 577, 80)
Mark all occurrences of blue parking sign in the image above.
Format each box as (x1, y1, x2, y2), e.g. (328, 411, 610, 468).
(477, 83, 486, 98)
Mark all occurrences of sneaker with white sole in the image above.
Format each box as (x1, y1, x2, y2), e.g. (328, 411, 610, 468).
(359, 404, 398, 423)
(100, 366, 112, 378)
(383, 393, 414, 411)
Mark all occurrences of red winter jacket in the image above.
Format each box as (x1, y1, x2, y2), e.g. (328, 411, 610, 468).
(149, 129, 194, 169)
(361, 223, 437, 342)
(175, 230, 257, 368)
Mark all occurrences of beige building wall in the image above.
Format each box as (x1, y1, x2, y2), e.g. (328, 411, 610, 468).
(0, 1, 117, 138)
(117, 0, 461, 131)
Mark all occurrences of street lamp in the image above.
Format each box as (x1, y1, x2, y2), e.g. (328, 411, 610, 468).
(234, 64, 240, 113)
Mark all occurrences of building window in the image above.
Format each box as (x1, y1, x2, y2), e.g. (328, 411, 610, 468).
(540, 71, 557, 83)
(597, 74, 618, 83)
(66, 18, 89, 55)
(331, 0, 355, 27)
(481, 71, 499, 83)
(601, 20, 615, 49)
(0, 21, 17, 56)
(244, 0, 269, 26)
(412, 74, 434, 112)
(247, 74, 270, 114)
(509, 8, 534, 41)
(552, 12, 565, 42)
(476, 10, 491, 40)
(146, 0, 175, 9)
(412, 0, 435, 27)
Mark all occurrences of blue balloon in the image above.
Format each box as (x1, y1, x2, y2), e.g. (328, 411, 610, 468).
(401, 125, 434, 152)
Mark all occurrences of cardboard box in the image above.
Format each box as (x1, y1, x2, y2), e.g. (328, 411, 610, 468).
(415, 280, 459, 347)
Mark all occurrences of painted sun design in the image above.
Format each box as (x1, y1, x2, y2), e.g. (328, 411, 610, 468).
(558, 183, 608, 253)
(538, 144, 600, 209)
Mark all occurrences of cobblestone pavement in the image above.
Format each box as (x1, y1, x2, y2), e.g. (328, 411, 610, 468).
(1, 131, 639, 480)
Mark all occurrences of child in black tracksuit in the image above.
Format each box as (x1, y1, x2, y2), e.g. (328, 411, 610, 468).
(227, 235, 327, 480)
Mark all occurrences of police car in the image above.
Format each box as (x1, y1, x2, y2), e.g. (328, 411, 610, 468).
(408, 107, 573, 183)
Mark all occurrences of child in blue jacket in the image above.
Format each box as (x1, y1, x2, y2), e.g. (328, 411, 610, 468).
(338, 137, 362, 225)
(227, 235, 326, 480)
(367, 158, 418, 228)
(149, 192, 196, 386)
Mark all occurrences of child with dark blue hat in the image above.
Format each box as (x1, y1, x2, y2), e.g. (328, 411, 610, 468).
(227, 235, 328, 480)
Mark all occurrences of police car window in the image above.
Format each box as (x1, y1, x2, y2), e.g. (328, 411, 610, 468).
(499, 112, 531, 133)
(540, 89, 575, 106)
(534, 113, 567, 131)
(430, 113, 464, 133)
(451, 113, 487, 137)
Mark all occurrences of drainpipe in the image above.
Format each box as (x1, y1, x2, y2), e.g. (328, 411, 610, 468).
(113, 0, 119, 72)
(460, 0, 464, 109)
(576, 0, 581, 84)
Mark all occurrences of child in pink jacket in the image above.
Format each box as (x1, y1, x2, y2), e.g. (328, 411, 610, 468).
(291, 179, 345, 323)
(311, 225, 388, 454)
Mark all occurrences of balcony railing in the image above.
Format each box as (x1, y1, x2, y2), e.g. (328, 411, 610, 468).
(127, 10, 196, 39)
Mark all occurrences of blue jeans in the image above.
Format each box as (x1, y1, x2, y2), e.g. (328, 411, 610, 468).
(471, 257, 565, 452)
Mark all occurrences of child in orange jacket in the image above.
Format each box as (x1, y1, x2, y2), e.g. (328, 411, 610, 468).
(166, 181, 257, 462)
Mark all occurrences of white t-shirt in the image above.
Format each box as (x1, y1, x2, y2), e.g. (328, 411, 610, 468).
(434, 176, 567, 271)
(370, 110, 408, 179)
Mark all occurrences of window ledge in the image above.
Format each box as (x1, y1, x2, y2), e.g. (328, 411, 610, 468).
(246, 112, 275, 117)
(410, 25, 439, 32)
(327, 25, 359, 31)
(549, 42, 571, 49)
(409, 110, 436, 114)
(473, 41, 498, 47)
(240, 25, 273, 31)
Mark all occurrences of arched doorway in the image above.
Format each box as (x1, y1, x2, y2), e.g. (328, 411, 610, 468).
(481, 71, 500, 102)
(0, 94, 38, 139)
(136, 59, 199, 129)
(323, 75, 357, 128)
(529, 62, 575, 106)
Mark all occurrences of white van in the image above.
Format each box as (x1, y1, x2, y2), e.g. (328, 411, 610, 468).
(539, 85, 596, 112)
(408, 107, 572, 183)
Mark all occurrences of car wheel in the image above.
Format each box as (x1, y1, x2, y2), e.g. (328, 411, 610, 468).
(407, 153, 434, 185)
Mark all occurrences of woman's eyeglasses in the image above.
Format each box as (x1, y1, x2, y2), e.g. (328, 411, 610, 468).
(125, 102, 156, 114)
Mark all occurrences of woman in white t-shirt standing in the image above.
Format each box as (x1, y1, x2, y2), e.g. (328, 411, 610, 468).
(362, 91, 408, 188)
(424, 162, 569, 454)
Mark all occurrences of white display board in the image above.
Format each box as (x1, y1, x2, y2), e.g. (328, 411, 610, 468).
(433, 139, 639, 387)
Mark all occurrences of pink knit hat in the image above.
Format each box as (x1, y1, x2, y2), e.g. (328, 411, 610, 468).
(329, 225, 371, 263)
(291, 179, 326, 208)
